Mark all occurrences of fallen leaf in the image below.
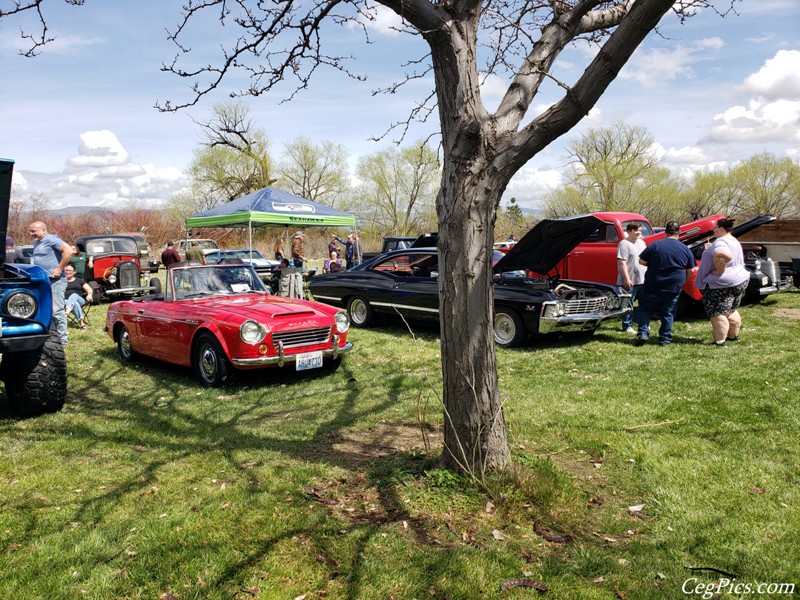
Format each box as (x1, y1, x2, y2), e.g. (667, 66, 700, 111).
(159, 593, 178, 600)
(749, 487, 765, 494)
(628, 504, 645, 512)
(593, 576, 605, 583)
(485, 500, 495, 514)
(499, 579, 548, 592)
(656, 573, 666, 580)
(492, 529, 505, 541)
(604, 536, 617, 543)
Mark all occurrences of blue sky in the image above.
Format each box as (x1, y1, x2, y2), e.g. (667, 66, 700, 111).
(2, 1, 798, 211)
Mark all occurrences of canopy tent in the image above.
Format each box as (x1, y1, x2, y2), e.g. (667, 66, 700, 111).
(185, 187, 356, 229)
(185, 188, 358, 265)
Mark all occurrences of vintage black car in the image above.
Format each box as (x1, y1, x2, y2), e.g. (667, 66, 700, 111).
(308, 215, 630, 347)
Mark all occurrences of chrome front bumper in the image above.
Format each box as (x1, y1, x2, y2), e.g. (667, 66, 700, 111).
(538, 308, 628, 335)
(231, 339, 353, 367)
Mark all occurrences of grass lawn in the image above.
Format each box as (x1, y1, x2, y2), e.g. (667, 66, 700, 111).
(1, 289, 799, 599)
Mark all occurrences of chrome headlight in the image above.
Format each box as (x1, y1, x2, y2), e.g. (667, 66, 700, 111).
(334, 311, 350, 334)
(3, 290, 38, 319)
(108, 269, 117, 284)
(240, 319, 267, 344)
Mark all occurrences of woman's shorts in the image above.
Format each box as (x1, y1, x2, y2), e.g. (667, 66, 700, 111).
(701, 281, 748, 318)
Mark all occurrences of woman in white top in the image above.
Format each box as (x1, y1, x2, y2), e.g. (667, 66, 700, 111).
(694, 217, 749, 346)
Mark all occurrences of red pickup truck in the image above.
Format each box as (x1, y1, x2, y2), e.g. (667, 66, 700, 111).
(545, 212, 790, 307)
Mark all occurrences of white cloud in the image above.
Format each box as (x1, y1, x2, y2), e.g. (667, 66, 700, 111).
(503, 165, 563, 209)
(707, 98, 800, 144)
(352, 2, 405, 37)
(619, 46, 695, 87)
(67, 130, 131, 169)
(695, 37, 725, 50)
(14, 130, 189, 208)
(741, 49, 800, 100)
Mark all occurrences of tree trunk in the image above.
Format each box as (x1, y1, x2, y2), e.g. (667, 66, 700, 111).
(437, 159, 510, 474)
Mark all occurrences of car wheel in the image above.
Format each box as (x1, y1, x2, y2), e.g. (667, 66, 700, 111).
(150, 277, 162, 295)
(493, 308, 526, 348)
(1, 327, 67, 417)
(193, 333, 235, 387)
(116, 324, 136, 363)
(347, 296, 374, 327)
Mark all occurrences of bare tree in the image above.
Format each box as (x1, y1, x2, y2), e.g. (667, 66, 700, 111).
(191, 102, 276, 203)
(3, 0, 736, 474)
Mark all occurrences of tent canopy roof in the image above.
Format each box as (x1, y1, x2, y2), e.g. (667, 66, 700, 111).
(185, 187, 356, 229)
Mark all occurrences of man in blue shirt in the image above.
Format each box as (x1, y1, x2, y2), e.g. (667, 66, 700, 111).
(29, 221, 73, 345)
(634, 221, 695, 347)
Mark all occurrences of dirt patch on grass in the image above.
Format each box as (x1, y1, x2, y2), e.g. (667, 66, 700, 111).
(774, 308, 800, 320)
(331, 423, 442, 462)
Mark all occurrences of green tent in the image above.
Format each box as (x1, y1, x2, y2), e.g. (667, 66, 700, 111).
(185, 187, 356, 229)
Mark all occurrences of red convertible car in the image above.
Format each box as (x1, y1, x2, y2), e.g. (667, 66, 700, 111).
(105, 262, 353, 386)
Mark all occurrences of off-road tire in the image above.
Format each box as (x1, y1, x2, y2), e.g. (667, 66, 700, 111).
(2, 332, 67, 417)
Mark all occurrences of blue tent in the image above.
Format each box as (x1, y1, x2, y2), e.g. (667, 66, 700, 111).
(185, 187, 356, 229)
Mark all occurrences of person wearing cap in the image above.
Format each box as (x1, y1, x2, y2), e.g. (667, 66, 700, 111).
(633, 221, 695, 347)
(291, 231, 307, 271)
(161, 241, 181, 268)
(5, 235, 23, 263)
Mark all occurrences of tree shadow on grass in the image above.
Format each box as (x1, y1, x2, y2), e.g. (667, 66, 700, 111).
(2, 336, 459, 597)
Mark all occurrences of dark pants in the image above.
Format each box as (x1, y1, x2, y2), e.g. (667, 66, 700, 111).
(634, 289, 681, 345)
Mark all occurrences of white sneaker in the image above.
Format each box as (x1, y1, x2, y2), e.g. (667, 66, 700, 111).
(623, 327, 635, 334)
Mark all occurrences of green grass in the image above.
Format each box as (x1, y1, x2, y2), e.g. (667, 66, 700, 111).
(2, 291, 799, 599)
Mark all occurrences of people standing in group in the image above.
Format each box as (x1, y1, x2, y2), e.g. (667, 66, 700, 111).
(694, 216, 749, 347)
(291, 231, 307, 271)
(69, 244, 94, 279)
(29, 221, 73, 346)
(64, 265, 93, 330)
(161, 241, 182, 268)
(634, 221, 695, 347)
(186, 242, 206, 264)
(5, 236, 23, 263)
(335, 232, 363, 270)
(617, 223, 647, 333)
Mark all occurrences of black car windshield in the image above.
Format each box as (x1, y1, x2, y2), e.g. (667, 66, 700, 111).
(83, 238, 139, 255)
(169, 265, 267, 300)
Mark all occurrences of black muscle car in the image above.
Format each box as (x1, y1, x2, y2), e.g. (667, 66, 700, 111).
(307, 215, 630, 347)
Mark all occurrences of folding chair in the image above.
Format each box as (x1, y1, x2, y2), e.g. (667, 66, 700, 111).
(67, 299, 92, 329)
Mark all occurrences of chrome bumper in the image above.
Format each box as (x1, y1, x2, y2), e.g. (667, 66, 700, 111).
(231, 340, 353, 367)
(759, 278, 794, 296)
(538, 308, 628, 335)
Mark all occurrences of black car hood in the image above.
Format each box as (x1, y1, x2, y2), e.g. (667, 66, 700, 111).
(685, 214, 776, 250)
(493, 214, 604, 274)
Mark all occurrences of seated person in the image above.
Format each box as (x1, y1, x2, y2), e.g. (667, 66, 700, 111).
(323, 251, 344, 273)
(64, 265, 93, 329)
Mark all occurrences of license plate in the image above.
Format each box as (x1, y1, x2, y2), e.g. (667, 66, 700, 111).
(761, 276, 769, 286)
(296, 351, 323, 371)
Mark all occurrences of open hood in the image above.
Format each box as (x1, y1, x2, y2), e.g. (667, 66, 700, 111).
(685, 215, 776, 250)
(493, 215, 604, 274)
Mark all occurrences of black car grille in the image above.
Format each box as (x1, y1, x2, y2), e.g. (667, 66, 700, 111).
(118, 261, 140, 288)
(563, 297, 610, 315)
(272, 327, 331, 349)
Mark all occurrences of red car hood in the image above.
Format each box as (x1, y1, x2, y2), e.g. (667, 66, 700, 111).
(191, 294, 333, 321)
